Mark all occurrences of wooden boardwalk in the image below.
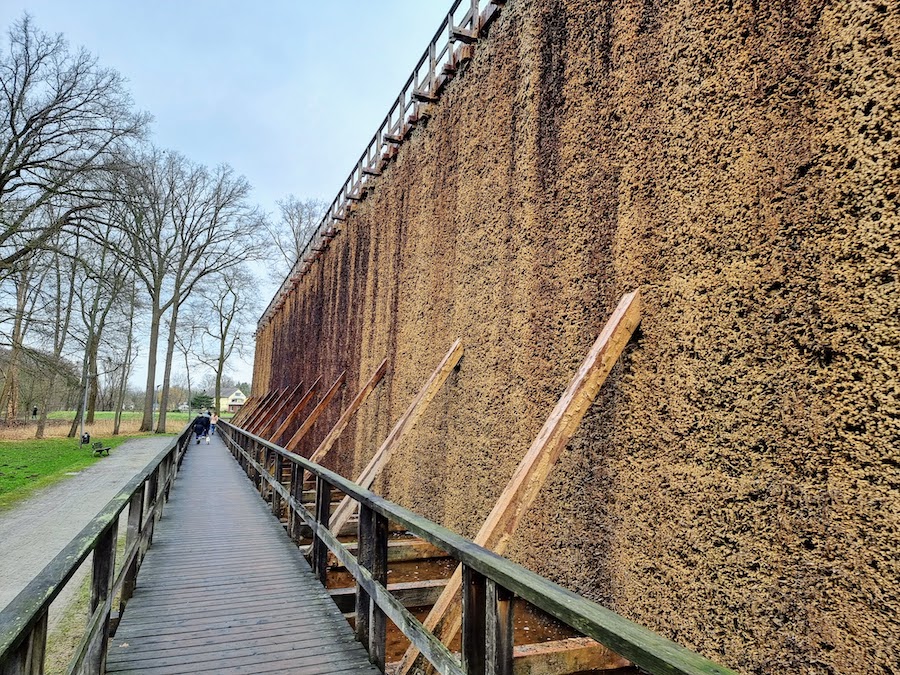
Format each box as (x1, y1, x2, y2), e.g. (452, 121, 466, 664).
(106, 435, 380, 675)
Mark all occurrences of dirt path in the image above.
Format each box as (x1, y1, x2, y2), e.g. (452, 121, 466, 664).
(0, 435, 172, 612)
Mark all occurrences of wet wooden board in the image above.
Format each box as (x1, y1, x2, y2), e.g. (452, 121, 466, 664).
(106, 437, 379, 675)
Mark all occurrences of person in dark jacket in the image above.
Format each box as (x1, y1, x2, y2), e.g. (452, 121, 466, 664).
(192, 413, 210, 444)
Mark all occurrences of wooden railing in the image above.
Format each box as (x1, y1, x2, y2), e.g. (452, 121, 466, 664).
(221, 421, 736, 675)
(0, 426, 193, 675)
(258, 0, 508, 331)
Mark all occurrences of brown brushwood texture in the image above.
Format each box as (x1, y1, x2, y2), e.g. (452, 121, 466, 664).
(252, 1, 898, 672)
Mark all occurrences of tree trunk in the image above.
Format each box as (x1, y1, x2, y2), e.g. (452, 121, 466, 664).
(35, 372, 56, 439)
(156, 292, 181, 433)
(140, 299, 163, 432)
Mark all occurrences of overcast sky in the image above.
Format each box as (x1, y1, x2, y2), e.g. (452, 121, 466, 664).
(0, 1, 452, 386)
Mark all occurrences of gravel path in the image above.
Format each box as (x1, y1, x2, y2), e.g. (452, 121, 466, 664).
(0, 435, 173, 612)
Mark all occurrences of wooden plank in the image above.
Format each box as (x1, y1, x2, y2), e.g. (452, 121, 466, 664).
(307, 358, 388, 466)
(238, 389, 278, 431)
(284, 372, 346, 451)
(398, 291, 641, 675)
(240, 389, 282, 432)
(307, 537, 447, 567)
(512, 637, 630, 674)
(105, 429, 379, 675)
(270, 378, 322, 445)
(254, 382, 305, 438)
(247, 386, 294, 435)
(329, 339, 464, 536)
(328, 578, 448, 613)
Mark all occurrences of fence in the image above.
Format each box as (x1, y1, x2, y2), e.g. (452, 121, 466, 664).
(222, 420, 736, 675)
(258, 0, 508, 331)
(0, 426, 193, 675)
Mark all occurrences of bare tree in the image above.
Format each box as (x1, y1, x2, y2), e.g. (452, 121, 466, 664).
(194, 266, 259, 411)
(0, 15, 147, 276)
(121, 149, 263, 432)
(261, 196, 326, 285)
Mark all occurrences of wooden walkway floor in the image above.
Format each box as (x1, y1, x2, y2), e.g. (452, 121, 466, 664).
(106, 434, 380, 675)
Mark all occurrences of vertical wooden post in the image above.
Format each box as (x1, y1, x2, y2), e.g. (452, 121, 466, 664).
(355, 504, 373, 652)
(486, 580, 514, 675)
(87, 521, 118, 674)
(312, 476, 331, 584)
(120, 485, 145, 610)
(369, 510, 388, 671)
(462, 565, 487, 675)
(273, 453, 284, 519)
(4, 607, 49, 675)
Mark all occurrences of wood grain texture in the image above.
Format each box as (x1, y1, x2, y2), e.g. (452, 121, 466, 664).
(105, 438, 378, 675)
(399, 292, 640, 674)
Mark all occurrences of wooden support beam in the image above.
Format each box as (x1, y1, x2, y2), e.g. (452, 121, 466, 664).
(328, 578, 449, 613)
(246, 389, 285, 430)
(284, 371, 347, 451)
(254, 382, 305, 438)
(329, 339, 464, 536)
(232, 394, 261, 425)
(242, 389, 283, 431)
(512, 637, 630, 674)
(398, 291, 641, 675)
(308, 358, 388, 467)
(335, 538, 446, 566)
(247, 387, 294, 435)
(270, 378, 321, 445)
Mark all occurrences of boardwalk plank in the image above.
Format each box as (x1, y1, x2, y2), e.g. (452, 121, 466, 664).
(107, 436, 379, 675)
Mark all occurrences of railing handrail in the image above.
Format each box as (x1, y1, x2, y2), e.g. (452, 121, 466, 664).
(257, 0, 505, 332)
(222, 420, 736, 675)
(0, 425, 192, 669)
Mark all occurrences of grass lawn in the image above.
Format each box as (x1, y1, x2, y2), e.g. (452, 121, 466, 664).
(0, 436, 137, 510)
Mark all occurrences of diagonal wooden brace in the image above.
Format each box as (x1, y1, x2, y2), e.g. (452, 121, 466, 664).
(398, 290, 641, 675)
(329, 339, 464, 536)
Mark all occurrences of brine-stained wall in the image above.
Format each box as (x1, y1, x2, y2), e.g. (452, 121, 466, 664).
(253, 1, 898, 672)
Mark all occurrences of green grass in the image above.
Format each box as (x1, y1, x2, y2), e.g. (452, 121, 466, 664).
(47, 410, 195, 424)
(0, 436, 137, 510)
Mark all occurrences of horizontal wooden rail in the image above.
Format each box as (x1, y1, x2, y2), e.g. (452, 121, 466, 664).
(221, 420, 736, 675)
(258, 0, 508, 330)
(0, 425, 194, 675)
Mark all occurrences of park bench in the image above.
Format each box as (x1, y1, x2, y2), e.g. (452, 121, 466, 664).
(91, 441, 111, 457)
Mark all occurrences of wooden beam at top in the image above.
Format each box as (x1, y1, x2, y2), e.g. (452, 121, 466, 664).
(329, 339, 464, 536)
(284, 371, 347, 452)
(308, 358, 388, 467)
(254, 382, 305, 439)
(270, 378, 321, 446)
(247, 387, 294, 435)
(398, 290, 641, 675)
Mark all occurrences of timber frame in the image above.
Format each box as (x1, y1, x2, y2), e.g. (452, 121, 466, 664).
(259, 0, 509, 330)
(0, 426, 194, 675)
(221, 421, 736, 675)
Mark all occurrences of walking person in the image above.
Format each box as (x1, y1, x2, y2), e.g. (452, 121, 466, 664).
(191, 412, 210, 444)
(209, 411, 219, 437)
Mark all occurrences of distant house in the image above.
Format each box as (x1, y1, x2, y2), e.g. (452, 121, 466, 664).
(209, 388, 246, 413)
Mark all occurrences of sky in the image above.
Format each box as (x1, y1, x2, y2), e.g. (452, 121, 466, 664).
(0, 1, 453, 387)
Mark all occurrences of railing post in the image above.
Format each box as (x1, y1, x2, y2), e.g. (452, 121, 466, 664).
(120, 484, 145, 611)
(312, 475, 331, 584)
(462, 565, 487, 675)
(87, 521, 118, 674)
(273, 453, 284, 519)
(356, 504, 388, 669)
(485, 579, 514, 675)
(1, 607, 48, 675)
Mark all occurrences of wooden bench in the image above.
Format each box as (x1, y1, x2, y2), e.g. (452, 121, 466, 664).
(91, 441, 111, 457)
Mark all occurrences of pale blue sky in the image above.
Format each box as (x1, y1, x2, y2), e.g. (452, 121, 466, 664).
(0, 2, 453, 385)
(0, 1, 450, 216)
